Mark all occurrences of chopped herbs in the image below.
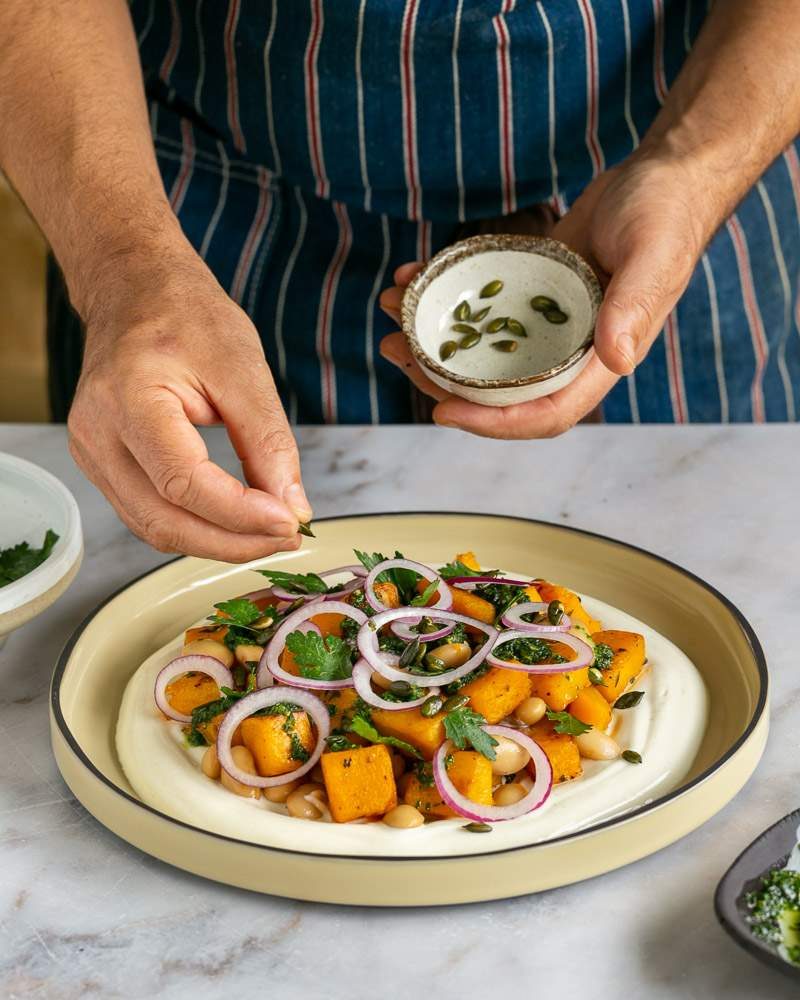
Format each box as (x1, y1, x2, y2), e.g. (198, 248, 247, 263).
(347, 715, 421, 758)
(443, 661, 490, 695)
(413, 761, 436, 788)
(746, 866, 800, 964)
(257, 569, 329, 595)
(494, 635, 566, 666)
(474, 582, 526, 618)
(443, 706, 498, 760)
(593, 642, 614, 672)
(614, 690, 645, 710)
(0, 529, 59, 588)
(546, 709, 592, 736)
(284, 630, 354, 681)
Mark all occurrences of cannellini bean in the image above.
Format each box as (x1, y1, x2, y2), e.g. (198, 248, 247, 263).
(383, 805, 424, 829)
(264, 778, 301, 803)
(514, 696, 547, 726)
(428, 642, 471, 669)
(493, 782, 526, 806)
(201, 745, 221, 779)
(234, 644, 264, 665)
(576, 730, 621, 761)
(182, 638, 234, 668)
(220, 745, 261, 798)
(286, 782, 325, 819)
(490, 735, 530, 775)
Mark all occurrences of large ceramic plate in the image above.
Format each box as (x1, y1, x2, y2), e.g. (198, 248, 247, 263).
(50, 514, 768, 906)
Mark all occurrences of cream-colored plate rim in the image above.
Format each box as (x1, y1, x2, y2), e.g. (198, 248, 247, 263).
(51, 512, 768, 863)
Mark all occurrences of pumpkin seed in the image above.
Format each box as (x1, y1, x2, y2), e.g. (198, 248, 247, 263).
(298, 521, 315, 538)
(251, 615, 275, 630)
(389, 680, 413, 697)
(439, 340, 458, 362)
(399, 637, 421, 668)
(419, 616, 438, 634)
(547, 599, 565, 625)
(451, 323, 478, 336)
(463, 822, 492, 833)
(530, 294, 558, 312)
(420, 695, 444, 718)
(506, 319, 528, 338)
(492, 339, 518, 353)
(622, 749, 642, 764)
(485, 316, 508, 333)
(480, 279, 504, 298)
(453, 300, 471, 322)
(443, 693, 469, 712)
(424, 653, 447, 672)
(588, 666, 605, 686)
(544, 308, 569, 324)
(471, 306, 491, 322)
(614, 690, 645, 710)
(458, 331, 481, 350)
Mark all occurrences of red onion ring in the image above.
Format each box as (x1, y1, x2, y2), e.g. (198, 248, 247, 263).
(351, 658, 440, 711)
(501, 601, 573, 633)
(153, 655, 233, 723)
(432, 726, 552, 822)
(486, 628, 593, 674)
(238, 586, 276, 605)
(258, 599, 366, 690)
(390, 618, 456, 642)
(448, 576, 532, 589)
(364, 558, 453, 613)
(216, 686, 330, 788)
(357, 608, 493, 688)
(269, 564, 367, 604)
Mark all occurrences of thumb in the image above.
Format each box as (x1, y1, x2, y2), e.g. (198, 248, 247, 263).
(593, 243, 692, 376)
(214, 358, 311, 526)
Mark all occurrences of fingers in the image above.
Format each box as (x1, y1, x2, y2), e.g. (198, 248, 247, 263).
(379, 333, 452, 402)
(120, 389, 300, 537)
(379, 261, 425, 323)
(432, 354, 618, 439)
(70, 434, 301, 562)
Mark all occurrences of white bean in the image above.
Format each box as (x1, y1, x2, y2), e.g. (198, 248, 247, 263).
(576, 730, 621, 761)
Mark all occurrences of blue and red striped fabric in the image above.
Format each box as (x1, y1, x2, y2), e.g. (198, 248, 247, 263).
(125, 0, 800, 425)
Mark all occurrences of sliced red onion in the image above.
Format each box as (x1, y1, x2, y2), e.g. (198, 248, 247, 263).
(216, 686, 330, 788)
(486, 628, 593, 674)
(357, 608, 493, 688)
(238, 586, 276, 605)
(432, 726, 552, 822)
(351, 658, 440, 711)
(270, 564, 367, 604)
(257, 599, 366, 690)
(364, 558, 453, 613)
(501, 601, 572, 633)
(154, 655, 233, 723)
(390, 618, 456, 643)
(448, 575, 533, 589)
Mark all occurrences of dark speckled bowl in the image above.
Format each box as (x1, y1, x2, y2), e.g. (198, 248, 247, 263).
(715, 808, 800, 982)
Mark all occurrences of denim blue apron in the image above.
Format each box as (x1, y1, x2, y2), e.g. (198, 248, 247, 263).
(49, 1, 800, 424)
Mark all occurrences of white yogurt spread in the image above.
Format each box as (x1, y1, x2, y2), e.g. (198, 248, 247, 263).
(116, 589, 707, 858)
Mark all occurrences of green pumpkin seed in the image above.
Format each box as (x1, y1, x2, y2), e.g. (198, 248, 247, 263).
(506, 319, 527, 338)
(622, 750, 643, 764)
(471, 306, 491, 322)
(399, 637, 421, 668)
(463, 822, 492, 833)
(544, 308, 569, 324)
(492, 340, 518, 353)
(452, 323, 478, 335)
(458, 331, 481, 350)
(588, 666, 605, 686)
(480, 279, 504, 298)
(298, 521, 315, 538)
(547, 599, 565, 625)
(439, 340, 458, 362)
(389, 680, 413, 697)
(443, 693, 469, 713)
(530, 295, 558, 312)
(420, 695, 444, 718)
(614, 690, 645, 710)
(453, 300, 471, 322)
(485, 316, 508, 333)
(425, 653, 447, 672)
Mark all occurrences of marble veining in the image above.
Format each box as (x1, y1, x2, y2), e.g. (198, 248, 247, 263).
(0, 423, 798, 999)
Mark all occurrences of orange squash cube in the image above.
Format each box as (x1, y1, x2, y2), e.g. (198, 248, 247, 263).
(529, 719, 582, 783)
(323, 688, 361, 732)
(321, 744, 397, 822)
(536, 582, 602, 633)
(568, 685, 612, 730)
(372, 706, 446, 760)
(194, 711, 242, 747)
(183, 624, 229, 646)
(529, 666, 591, 712)
(403, 751, 493, 818)
(592, 630, 646, 703)
(455, 551, 481, 572)
(309, 611, 347, 637)
(240, 711, 315, 777)
(460, 666, 531, 724)
(166, 672, 221, 716)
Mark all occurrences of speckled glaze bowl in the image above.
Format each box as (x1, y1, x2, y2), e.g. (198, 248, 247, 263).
(402, 234, 602, 406)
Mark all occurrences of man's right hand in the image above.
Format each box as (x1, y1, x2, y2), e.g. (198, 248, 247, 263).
(68, 257, 312, 561)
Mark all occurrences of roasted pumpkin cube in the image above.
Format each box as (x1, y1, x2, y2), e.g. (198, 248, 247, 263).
(455, 551, 481, 572)
(372, 706, 445, 760)
(529, 719, 582, 783)
(321, 744, 397, 822)
(529, 666, 591, 711)
(183, 624, 229, 646)
(240, 711, 315, 777)
(166, 672, 221, 716)
(592, 630, 646, 703)
(403, 751, 493, 818)
(309, 611, 347, 637)
(195, 711, 242, 747)
(568, 685, 612, 730)
(536, 582, 602, 633)
(373, 581, 401, 608)
(323, 688, 361, 732)
(460, 667, 531, 724)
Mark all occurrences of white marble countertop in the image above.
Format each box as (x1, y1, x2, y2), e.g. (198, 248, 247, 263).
(1, 422, 798, 999)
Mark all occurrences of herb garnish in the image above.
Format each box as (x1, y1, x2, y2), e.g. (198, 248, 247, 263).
(284, 630, 354, 681)
(0, 529, 59, 588)
(354, 550, 420, 604)
(443, 706, 498, 760)
(347, 716, 422, 758)
(746, 867, 800, 964)
(411, 578, 440, 607)
(545, 710, 592, 736)
(593, 642, 614, 672)
(438, 561, 496, 580)
(493, 635, 566, 666)
(208, 598, 263, 628)
(257, 569, 330, 595)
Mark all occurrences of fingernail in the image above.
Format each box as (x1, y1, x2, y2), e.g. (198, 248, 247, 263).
(616, 334, 636, 371)
(284, 483, 312, 522)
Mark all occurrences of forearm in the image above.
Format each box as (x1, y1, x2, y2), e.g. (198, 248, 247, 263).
(0, 0, 193, 321)
(638, 0, 800, 239)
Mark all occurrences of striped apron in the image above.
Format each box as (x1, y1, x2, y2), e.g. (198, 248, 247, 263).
(48, 1, 800, 424)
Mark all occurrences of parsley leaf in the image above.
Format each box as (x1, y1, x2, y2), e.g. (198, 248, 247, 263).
(284, 630, 354, 681)
(0, 529, 59, 588)
(411, 578, 439, 607)
(209, 598, 262, 627)
(443, 706, 498, 760)
(354, 549, 420, 603)
(546, 710, 592, 736)
(257, 569, 329, 595)
(437, 560, 493, 580)
(347, 715, 422, 758)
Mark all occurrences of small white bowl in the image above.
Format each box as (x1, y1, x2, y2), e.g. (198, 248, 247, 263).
(402, 234, 602, 406)
(0, 452, 83, 644)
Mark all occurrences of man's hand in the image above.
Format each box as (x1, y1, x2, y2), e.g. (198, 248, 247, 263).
(68, 258, 312, 560)
(379, 152, 710, 438)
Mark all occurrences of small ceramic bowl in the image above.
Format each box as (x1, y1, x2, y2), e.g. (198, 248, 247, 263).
(0, 452, 83, 646)
(402, 234, 602, 406)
